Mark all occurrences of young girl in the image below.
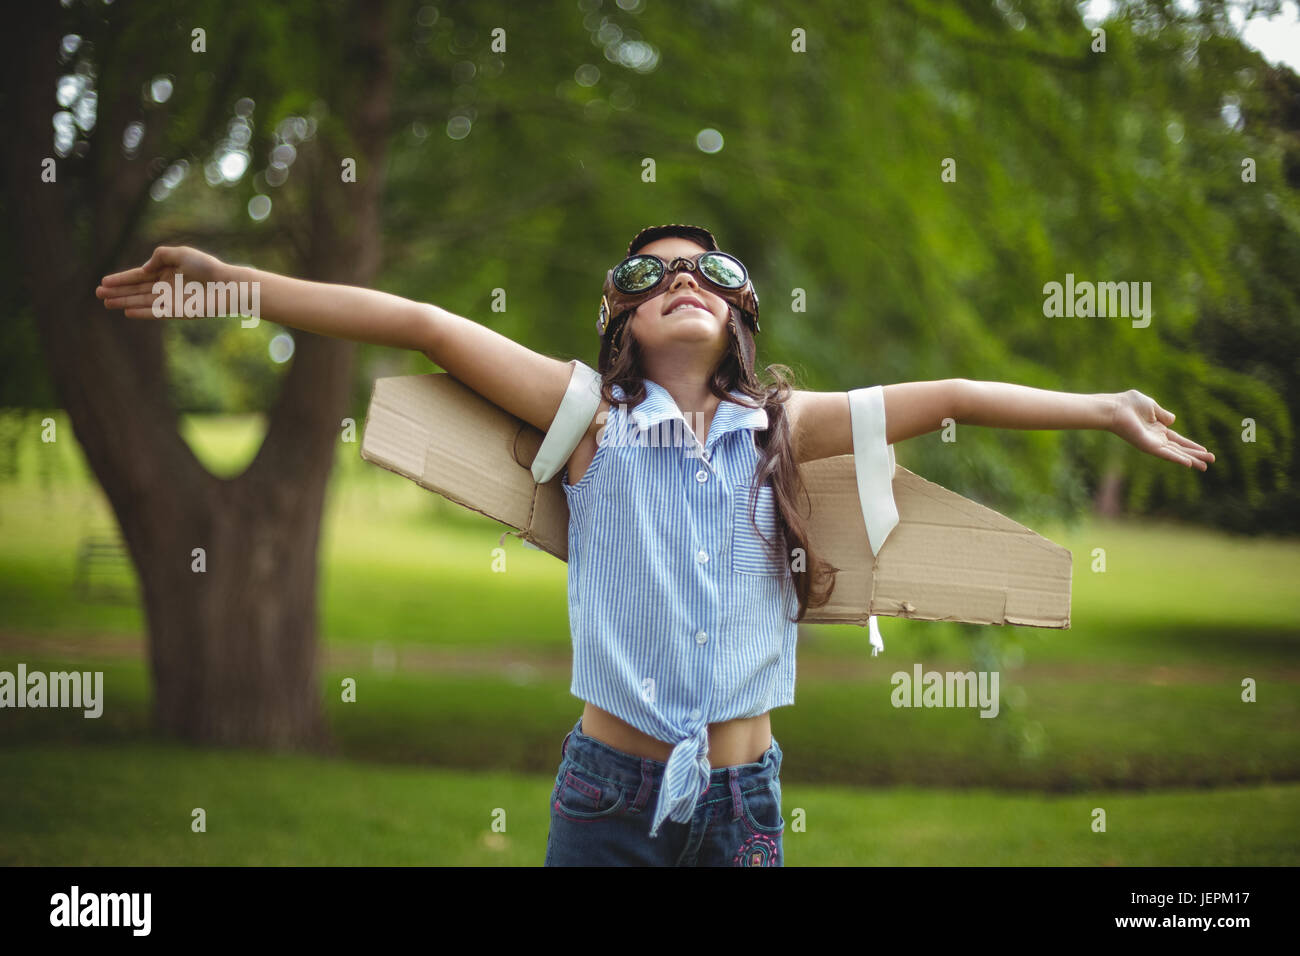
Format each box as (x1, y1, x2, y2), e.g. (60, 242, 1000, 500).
(97, 223, 1214, 867)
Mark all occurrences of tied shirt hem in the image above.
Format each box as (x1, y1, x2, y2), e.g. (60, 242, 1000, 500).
(648, 725, 711, 838)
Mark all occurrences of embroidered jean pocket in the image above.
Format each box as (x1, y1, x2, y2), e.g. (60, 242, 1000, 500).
(553, 763, 626, 822)
(731, 483, 783, 576)
(741, 782, 785, 834)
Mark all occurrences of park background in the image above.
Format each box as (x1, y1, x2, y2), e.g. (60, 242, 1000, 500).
(1, 0, 1297, 864)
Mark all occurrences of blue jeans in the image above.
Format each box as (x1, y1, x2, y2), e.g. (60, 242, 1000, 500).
(544, 717, 785, 866)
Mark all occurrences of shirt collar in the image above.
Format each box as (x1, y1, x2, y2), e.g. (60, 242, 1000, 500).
(612, 378, 768, 448)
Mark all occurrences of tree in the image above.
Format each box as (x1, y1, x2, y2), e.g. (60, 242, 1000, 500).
(2, 0, 395, 748)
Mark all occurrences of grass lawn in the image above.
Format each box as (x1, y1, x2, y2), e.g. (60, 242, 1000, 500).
(4, 411, 1298, 658)
(1, 742, 1295, 865)
(2, 410, 1297, 864)
(2, 654, 1295, 791)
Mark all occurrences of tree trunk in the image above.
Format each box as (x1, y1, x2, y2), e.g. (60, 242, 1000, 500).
(4, 0, 394, 749)
(1093, 467, 1125, 518)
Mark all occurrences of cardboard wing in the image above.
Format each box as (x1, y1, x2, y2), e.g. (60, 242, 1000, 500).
(359, 372, 1071, 628)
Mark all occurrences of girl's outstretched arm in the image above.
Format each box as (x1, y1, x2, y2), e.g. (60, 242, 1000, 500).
(788, 379, 1215, 470)
(97, 244, 579, 434)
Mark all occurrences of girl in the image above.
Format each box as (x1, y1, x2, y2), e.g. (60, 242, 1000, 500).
(97, 223, 1214, 867)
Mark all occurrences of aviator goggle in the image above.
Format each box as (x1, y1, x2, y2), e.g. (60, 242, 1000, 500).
(598, 251, 761, 337)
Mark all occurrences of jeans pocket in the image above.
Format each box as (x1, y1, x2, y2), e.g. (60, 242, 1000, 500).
(553, 762, 626, 822)
(740, 783, 785, 834)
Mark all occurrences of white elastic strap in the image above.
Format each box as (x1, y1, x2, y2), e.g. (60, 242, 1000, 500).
(531, 361, 602, 484)
(848, 385, 899, 656)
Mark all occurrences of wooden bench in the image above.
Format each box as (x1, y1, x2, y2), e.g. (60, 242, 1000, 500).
(73, 534, 136, 604)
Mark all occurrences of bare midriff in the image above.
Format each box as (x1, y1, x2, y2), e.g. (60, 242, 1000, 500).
(580, 701, 772, 768)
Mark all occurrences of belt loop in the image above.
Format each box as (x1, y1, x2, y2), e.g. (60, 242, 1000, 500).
(631, 758, 654, 814)
(562, 730, 571, 759)
(729, 767, 743, 820)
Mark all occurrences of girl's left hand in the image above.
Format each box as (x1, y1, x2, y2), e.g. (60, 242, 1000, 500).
(1110, 389, 1215, 471)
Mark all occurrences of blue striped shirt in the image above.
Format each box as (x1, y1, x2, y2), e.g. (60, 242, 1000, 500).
(561, 378, 799, 838)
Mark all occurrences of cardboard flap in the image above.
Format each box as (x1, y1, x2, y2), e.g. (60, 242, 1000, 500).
(799, 457, 1071, 627)
(360, 372, 1071, 629)
(358, 373, 527, 527)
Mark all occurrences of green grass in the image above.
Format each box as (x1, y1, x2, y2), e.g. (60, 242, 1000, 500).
(4, 411, 1299, 657)
(0, 411, 573, 647)
(3, 655, 1296, 791)
(2, 410, 1298, 864)
(1, 742, 1294, 865)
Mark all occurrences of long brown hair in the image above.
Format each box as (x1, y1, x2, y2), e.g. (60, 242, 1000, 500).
(595, 303, 837, 622)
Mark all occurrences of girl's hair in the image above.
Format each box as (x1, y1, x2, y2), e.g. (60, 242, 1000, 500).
(595, 276, 838, 623)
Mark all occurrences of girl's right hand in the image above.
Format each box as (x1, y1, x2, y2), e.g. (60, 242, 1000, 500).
(96, 245, 227, 318)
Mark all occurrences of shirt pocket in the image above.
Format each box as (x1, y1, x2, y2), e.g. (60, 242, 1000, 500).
(731, 482, 783, 576)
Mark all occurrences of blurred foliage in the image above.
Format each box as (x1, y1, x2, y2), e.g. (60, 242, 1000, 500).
(1, 0, 1296, 532)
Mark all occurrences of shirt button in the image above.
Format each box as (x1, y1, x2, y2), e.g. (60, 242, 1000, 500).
(695, 469, 709, 483)
(689, 708, 702, 721)
(694, 630, 708, 645)
(696, 549, 708, 564)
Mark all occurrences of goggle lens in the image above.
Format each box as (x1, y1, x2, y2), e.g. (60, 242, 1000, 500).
(699, 252, 745, 289)
(612, 252, 747, 294)
(613, 255, 663, 293)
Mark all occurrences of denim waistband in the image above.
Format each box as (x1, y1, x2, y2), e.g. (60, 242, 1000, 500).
(559, 717, 782, 820)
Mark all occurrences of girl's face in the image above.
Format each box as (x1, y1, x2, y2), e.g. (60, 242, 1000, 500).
(626, 236, 731, 360)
